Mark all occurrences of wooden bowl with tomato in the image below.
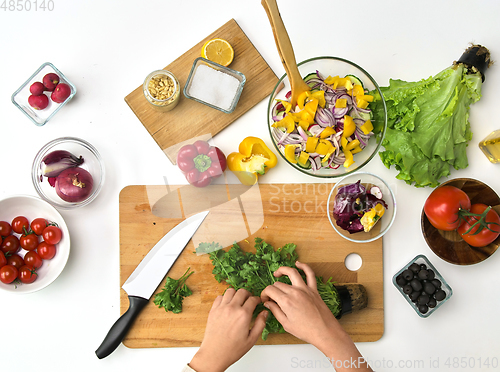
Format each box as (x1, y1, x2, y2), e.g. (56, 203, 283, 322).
(421, 178, 500, 265)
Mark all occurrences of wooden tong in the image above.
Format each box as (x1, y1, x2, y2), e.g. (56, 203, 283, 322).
(262, 0, 310, 107)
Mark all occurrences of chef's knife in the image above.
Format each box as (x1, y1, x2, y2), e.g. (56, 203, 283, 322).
(95, 210, 209, 359)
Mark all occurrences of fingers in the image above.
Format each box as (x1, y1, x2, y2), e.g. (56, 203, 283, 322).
(232, 288, 252, 306)
(248, 310, 268, 343)
(242, 294, 262, 312)
(211, 295, 223, 309)
(263, 300, 287, 326)
(260, 283, 286, 303)
(273, 266, 306, 288)
(295, 261, 317, 291)
(221, 287, 236, 304)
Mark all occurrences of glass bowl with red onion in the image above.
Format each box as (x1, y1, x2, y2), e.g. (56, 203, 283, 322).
(267, 56, 387, 178)
(31, 137, 104, 209)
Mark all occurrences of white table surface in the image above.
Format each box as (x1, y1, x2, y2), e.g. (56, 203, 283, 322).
(1, 0, 500, 371)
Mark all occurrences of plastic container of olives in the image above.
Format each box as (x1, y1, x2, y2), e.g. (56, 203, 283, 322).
(393, 254, 452, 318)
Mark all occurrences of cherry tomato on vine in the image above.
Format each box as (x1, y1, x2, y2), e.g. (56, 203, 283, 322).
(11, 216, 29, 234)
(20, 233, 39, 251)
(24, 251, 43, 269)
(458, 204, 500, 247)
(0, 265, 18, 284)
(424, 186, 471, 231)
(7, 254, 24, 270)
(1, 235, 20, 255)
(0, 221, 12, 237)
(42, 225, 62, 245)
(30, 218, 48, 236)
(18, 265, 37, 284)
(37, 242, 56, 260)
(0, 251, 7, 268)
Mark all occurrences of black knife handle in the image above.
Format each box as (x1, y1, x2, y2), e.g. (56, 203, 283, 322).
(95, 296, 148, 359)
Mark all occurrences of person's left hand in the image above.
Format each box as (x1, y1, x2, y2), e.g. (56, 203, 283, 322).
(189, 288, 268, 372)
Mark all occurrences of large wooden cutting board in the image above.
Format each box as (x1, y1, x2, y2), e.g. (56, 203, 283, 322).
(119, 184, 384, 348)
(124, 19, 279, 163)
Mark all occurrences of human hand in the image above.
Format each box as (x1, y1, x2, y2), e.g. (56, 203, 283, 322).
(260, 261, 343, 349)
(189, 288, 268, 372)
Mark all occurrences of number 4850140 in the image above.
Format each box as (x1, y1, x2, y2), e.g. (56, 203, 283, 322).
(1, 0, 55, 11)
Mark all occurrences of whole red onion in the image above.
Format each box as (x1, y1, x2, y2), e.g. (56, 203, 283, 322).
(55, 167, 94, 202)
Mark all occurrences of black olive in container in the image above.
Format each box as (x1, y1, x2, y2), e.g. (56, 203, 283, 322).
(393, 254, 452, 318)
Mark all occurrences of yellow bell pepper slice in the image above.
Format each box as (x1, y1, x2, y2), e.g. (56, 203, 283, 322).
(315, 139, 334, 156)
(324, 75, 339, 88)
(351, 145, 363, 154)
(299, 110, 315, 125)
(272, 114, 295, 133)
(352, 84, 364, 97)
(360, 120, 373, 135)
(298, 120, 310, 131)
(297, 151, 310, 167)
(335, 98, 347, 108)
(277, 99, 292, 113)
(227, 137, 278, 186)
(297, 91, 309, 110)
(320, 127, 336, 139)
(284, 144, 298, 164)
(310, 90, 326, 108)
(304, 99, 318, 118)
(356, 98, 369, 109)
(343, 150, 354, 168)
(360, 94, 373, 102)
(306, 137, 319, 153)
(341, 136, 348, 150)
(345, 139, 360, 151)
(343, 115, 356, 138)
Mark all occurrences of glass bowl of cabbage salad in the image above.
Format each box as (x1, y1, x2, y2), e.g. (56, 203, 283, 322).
(327, 172, 396, 243)
(267, 56, 387, 178)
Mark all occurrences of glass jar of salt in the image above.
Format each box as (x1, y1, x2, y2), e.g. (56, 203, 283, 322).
(184, 58, 246, 114)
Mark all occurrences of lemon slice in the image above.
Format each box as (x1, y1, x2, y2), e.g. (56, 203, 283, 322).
(201, 38, 234, 67)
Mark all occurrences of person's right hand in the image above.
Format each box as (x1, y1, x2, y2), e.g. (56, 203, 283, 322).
(260, 261, 343, 348)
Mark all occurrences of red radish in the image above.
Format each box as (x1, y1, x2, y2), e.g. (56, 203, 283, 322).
(43, 73, 59, 91)
(28, 94, 49, 110)
(30, 81, 45, 95)
(55, 167, 94, 202)
(51, 83, 71, 103)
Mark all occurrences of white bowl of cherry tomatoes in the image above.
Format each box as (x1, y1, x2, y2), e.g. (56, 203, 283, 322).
(0, 195, 70, 293)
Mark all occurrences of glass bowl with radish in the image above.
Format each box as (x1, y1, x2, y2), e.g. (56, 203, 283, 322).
(32, 137, 104, 209)
(267, 56, 387, 178)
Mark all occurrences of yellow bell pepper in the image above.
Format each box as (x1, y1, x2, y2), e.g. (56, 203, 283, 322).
(227, 137, 278, 186)
(272, 114, 295, 133)
(351, 145, 363, 154)
(298, 120, 310, 131)
(352, 84, 364, 97)
(297, 151, 310, 167)
(360, 120, 373, 135)
(297, 91, 309, 110)
(356, 98, 369, 109)
(310, 90, 326, 108)
(343, 115, 356, 138)
(324, 75, 340, 88)
(304, 99, 318, 119)
(306, 137, 319, 153)
(315, 139, 335, 156)
(335, 98, 347, 108)
(284, 144, 298, 164)
(320, 127, 336, 139)
(345, 139, 360, 151)
(343, 150, 354, 168)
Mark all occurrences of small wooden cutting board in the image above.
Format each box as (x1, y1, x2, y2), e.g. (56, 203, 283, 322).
(124, 19, 279, 163)
(119, 184, 384, 348)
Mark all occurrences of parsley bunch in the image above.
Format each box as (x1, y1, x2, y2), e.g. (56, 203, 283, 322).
(197, 238, 341, 340)
(153, 268, 194, 314)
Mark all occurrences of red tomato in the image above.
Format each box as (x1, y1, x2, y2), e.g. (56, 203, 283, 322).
(7, 254, 25, 270)
(458, 204, 500, 247)
(1, 235, 20, 255)
(12, 216, 29, 234)
(18, 265, 37, 284)
(0, 265, 18, 284)
(24, 251, 43, 269)
(20, 233, 39, 251)
(37, 242, 56, 260)
(30, 218, 48, 236)
(0, 221, 12, 237)
(0, 251, 7, 268)
(42, 225, 62, 245)
(424, 186, 471, 231)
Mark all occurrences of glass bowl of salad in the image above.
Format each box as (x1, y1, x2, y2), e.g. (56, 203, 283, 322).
(267, 56, 387, 178)
(327, 172, 396, 243)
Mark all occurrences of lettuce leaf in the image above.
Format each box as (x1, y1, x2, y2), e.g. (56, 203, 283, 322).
(370, 64, 483, 187)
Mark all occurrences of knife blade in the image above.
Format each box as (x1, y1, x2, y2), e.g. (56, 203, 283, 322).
(95, 210, 209, 359)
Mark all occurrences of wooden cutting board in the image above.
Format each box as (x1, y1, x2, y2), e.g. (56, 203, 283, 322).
(124, 19, 279, 163)
(119, 184, 384, 348)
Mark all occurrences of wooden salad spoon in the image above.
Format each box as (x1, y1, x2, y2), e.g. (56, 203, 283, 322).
(261, 0, 310, 108)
